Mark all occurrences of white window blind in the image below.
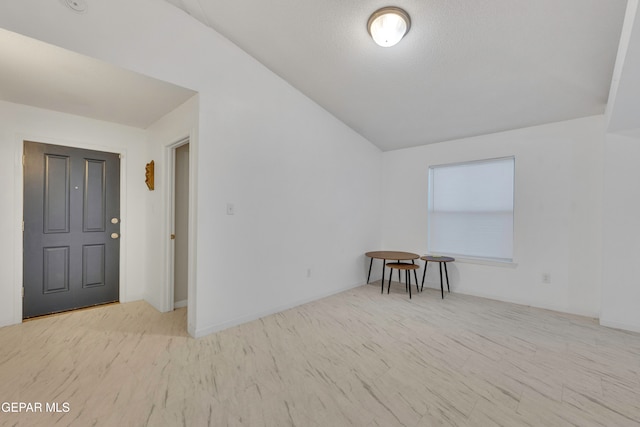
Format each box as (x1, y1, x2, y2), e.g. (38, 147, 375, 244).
(428, 157, 514, 262)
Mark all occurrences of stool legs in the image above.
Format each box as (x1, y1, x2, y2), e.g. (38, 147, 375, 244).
(422, 260, 450, 298)
(367, 258, 373, 284)
(381, 261, 386, 294)
(444, 262, 450, 292)
(421, 261, 428, 292)
(386, 265, 417, 299)
(411, 260, 419, 288)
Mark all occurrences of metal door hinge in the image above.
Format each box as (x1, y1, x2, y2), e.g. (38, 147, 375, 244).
(170, 234, 176, 240)
(22, 154, 25, 166)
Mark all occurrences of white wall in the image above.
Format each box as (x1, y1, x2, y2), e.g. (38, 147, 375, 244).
(195, 73, 382, 336)
(0, 0, 382, 336)
(146, 96, 198, 334)
(0, 100, 148, 327)
(602, 0, 640, 333)
(601, 129, 640, 332)
(380, 116, 605, 317)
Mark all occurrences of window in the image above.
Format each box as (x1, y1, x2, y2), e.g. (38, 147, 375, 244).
(428, 157, 514, 262)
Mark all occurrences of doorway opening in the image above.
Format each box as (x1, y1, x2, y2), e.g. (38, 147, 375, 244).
(170, 139, 190, 310)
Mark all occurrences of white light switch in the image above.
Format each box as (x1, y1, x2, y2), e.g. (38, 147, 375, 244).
(226, 203, 235, 215)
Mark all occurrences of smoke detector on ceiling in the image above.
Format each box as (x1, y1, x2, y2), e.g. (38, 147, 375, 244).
(61, 0, 87, 13)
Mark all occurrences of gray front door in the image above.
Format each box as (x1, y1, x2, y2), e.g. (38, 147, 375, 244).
(23, 141, 120, 318)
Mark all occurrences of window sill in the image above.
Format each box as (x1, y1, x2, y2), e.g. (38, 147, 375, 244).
(452, 257, 518, 268)
(427, 254, 518, 268)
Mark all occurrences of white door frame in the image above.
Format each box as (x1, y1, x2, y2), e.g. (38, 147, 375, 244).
(164, 136, 192, 312)
(14, 135, 128, 324)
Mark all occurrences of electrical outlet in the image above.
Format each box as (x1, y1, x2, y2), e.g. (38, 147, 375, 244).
(542, 273, 551, 284)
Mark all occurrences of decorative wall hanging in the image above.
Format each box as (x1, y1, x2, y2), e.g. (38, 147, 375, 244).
(145, 160, 155, 191)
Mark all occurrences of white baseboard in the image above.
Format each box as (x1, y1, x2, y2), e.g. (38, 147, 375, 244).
(599, 317, 640, 334)
(174, 299, 187, 309)
(427, 284, 599, 319)
(194, 282, 362, 338)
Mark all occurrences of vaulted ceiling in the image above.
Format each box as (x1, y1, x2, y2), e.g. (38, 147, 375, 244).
(0, 1, 635, 150)
(163, 0, 628, 150)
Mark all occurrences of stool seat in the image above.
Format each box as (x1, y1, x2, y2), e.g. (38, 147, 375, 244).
(421, 255, 455, 263)
(386, 262, 419, 271)
(385, 263, 420, 299)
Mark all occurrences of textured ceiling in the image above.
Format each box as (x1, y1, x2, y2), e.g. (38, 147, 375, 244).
(0, 28, 195, 129)
(164, 0, 628, 151)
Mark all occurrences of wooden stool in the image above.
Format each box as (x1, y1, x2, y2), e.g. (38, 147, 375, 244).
(386, 263, 420, 299)
(420, 255, 455, 299)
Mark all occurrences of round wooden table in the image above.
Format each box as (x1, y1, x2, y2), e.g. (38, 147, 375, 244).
(420, 255, 455, 299)
(366, 251, 420, 294)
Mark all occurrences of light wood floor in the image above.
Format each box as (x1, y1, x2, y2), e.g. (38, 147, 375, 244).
(1, 282, 640, 426)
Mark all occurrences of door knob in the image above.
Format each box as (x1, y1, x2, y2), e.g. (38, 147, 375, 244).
(111, 233, 119, 239)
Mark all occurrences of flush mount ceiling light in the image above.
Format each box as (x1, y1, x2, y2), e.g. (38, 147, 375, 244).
(367, 7, 411, 47)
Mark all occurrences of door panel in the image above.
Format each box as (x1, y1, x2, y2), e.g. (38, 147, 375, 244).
(84, 159, 106, 232)
(44, 154, 70, 233)
(43, 246, 70, 293)
(174, 143, 189, 306)
(82, 244, 105, 288)
(23, 141, 120, 318)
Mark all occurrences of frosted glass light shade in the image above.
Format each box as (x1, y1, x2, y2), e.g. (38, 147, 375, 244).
(367, 7, 411, 47)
